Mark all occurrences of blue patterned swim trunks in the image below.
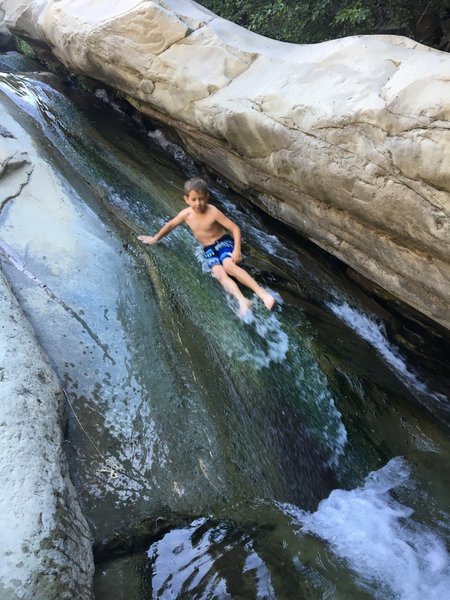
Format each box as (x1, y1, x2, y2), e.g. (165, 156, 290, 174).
(203, 234, 234, 268)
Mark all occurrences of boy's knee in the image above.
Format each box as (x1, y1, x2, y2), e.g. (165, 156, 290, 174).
(223, 259, 236, 274)
(212, 266, 226, 282)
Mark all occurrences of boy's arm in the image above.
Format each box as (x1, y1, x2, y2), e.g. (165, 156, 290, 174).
(213, 207, 242, 263)
(138, 210, 187, 245)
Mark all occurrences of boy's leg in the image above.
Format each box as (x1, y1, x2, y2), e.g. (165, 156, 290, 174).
(222, 259, 275, 310)
(211, 265, 252, 315)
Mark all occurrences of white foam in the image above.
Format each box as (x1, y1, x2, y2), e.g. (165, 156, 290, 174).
(282, 457, 450, 599)
(328, 301, 448, 406)
(94, 88, 108, 103)
(253, 307, 289, 363)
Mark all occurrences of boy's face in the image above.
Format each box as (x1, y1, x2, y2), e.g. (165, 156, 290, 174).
(184, 189, 208, 214)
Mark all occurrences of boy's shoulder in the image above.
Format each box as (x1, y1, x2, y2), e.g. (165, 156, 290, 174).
(176, 206, 191, 219)
(204, 204, 222, 216)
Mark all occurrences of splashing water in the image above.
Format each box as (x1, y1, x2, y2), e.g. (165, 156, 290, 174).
(4, 63, 450, 600)
(192, 243, 289, 369)
(221, 294, 347, 466)
(282, 457, 450, 600)
(227, 292, 289, 369)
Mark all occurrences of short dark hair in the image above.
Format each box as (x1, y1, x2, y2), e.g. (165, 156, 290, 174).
(184, 177, 209, 196)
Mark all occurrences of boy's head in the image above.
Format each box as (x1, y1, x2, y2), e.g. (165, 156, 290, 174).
(184, 177, 209, 197)
(184, 177, 209, 213)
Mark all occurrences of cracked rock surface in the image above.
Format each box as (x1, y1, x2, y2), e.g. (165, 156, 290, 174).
(0, 143, 34, 210)
(2, 0, 450, 328)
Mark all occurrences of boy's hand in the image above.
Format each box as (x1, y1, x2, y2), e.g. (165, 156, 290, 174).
(138, 235, 158, 245)
(231, 248, 242, 263)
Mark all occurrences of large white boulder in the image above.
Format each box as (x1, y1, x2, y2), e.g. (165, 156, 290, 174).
(3, 0, 450, 330)
(0, 108, 94, 599)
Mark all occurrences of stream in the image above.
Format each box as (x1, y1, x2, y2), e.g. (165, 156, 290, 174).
(1, 52, 449, 599)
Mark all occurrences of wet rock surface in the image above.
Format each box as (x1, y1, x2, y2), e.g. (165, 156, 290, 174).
(0, 89, 243, 546)
(94, 554, 151, 600)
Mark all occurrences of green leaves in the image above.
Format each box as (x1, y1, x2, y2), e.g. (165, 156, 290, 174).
(199, 0, 445, 46)
(334, 5, 373, 27)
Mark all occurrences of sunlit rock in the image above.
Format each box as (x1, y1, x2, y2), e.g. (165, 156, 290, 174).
(3, 0, 450, 329)
(0, 273, 95, 600)
(0, 102, 94, 600)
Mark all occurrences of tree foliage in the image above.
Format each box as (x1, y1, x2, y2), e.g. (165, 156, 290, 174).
(199, 0, 447, 46)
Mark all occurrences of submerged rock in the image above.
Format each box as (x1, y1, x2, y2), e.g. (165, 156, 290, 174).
(3, 0, 450, 330)
(94, 555, 151, 600)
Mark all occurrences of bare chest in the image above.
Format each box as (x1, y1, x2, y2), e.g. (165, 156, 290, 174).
(185, 211, 226, 245)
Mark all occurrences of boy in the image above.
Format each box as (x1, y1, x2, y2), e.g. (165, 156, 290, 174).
(138, 177, 276, 316)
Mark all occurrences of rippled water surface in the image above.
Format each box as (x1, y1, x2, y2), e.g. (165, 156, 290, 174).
(1, 52, 449, 599)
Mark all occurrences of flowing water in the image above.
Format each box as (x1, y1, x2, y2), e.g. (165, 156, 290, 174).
(1, 52, 449, 599)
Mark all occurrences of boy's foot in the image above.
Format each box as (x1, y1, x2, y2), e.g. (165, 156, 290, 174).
(238, 298, 253, 317)
(261, 290, 276, 310)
